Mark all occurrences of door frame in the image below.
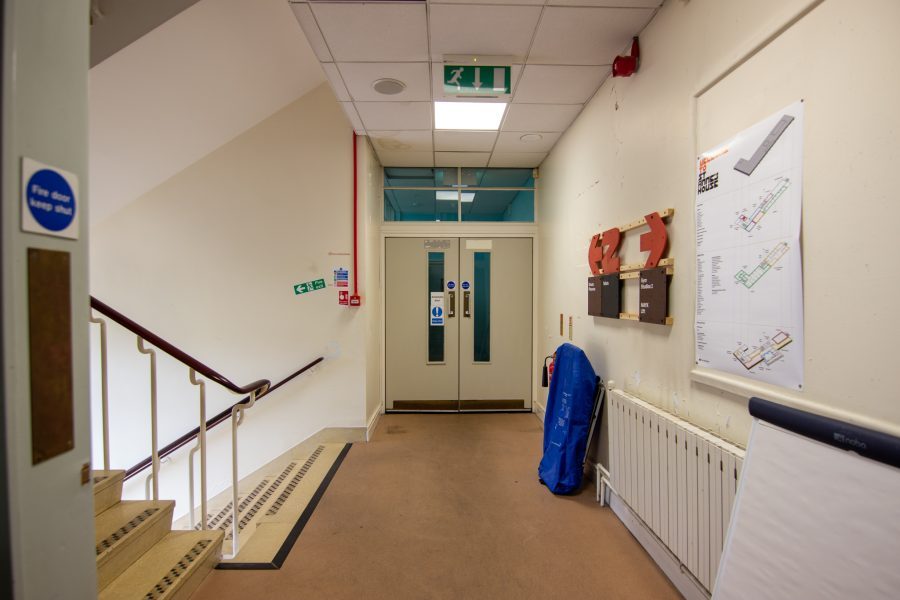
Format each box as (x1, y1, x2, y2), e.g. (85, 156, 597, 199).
(380, 224, 539, 414)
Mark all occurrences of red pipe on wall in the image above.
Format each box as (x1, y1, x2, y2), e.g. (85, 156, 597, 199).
(350, 133, 360, 306)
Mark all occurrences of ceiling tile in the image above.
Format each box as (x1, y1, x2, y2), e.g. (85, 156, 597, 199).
(338, 62, 431, 102)
(290, 3, 332, 62)
(310, 3, 428, 62)
(322, 63, 350, 102)
(435, 152, 491, 167)
(339, 102, 366, 133)
(376, 150, 434, 168)
(368, 130, 433, 153)
(433, 130, 497, 152)
(502, 103, 582, 132)
(355, 102, 432, 131)
(432, 63, 523, 101)
(528, 7, 655, 65)
(489, 151, 547, 168)
(548, 0, 661, 7)
(428, 5, 542, 62)
(514, 65, 607, 104)
(431, 0, 545, 5)
(494, 131, 561, 153)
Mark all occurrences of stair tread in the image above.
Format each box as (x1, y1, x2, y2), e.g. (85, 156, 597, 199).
(92, 470, 125, 494)
(99, 530, 224, 600)
(95, 500, 174, 561)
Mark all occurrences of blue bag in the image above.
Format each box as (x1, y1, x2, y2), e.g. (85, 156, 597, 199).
(538, 343, 598, 495)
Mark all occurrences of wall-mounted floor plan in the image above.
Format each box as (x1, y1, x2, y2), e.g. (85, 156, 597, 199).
(736, 178, 790, 232)
(735, 242, 789, 288)
(733, 331, 793, 370)
(734, 115, 795, 176)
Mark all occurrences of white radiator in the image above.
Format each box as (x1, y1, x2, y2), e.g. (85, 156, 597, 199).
(608, 388, 746, 593)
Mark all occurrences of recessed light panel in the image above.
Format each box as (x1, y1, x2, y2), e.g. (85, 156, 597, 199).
(436, 191, 476, 202)
(434, 102, 506, 131)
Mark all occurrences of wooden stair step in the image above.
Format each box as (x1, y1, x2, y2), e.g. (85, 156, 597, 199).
(95, 500, 174, 590)
(92, 470, 125, 516)
(99, 530, 224, 600)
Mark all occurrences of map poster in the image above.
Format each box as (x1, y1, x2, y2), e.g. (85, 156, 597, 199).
(695, 101, 804, 390)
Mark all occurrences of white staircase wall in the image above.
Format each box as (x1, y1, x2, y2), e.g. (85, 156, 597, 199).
(90, 84, 371, 518)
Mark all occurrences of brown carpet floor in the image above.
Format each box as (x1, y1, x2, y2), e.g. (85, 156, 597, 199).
(193, 413, 681, 600)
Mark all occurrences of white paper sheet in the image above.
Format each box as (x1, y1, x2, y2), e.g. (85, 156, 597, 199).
(695, 101, 804, 390)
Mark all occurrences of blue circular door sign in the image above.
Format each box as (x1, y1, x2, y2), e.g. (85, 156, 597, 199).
(461, 281, 471, 290)
(432, 306, 443, 317)
(447, 281, 456, 290)
(26, 168, 76, 232)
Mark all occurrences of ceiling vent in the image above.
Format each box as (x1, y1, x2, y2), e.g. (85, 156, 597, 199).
(372, 78, 407, 96)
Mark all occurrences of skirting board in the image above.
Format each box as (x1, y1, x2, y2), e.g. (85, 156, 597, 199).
(366, 406, 383, 442)
(533, 401, 546, 428)
(608, 491, 710, 600)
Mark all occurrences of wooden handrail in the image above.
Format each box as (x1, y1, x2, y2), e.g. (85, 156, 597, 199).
(90, 296, 270, 395)
(124, 356, 325, 481)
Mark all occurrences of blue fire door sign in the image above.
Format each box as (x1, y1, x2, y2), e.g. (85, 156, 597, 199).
(447, 281, 456, 290)
(430, 292, 445, 326)
(461, 281, 471, 291)
(21, 157, 79, 240)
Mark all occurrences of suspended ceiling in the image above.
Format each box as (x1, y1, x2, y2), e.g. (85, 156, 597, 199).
(290, 0, 662, 168)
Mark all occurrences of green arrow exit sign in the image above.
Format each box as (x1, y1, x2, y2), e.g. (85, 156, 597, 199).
(444, 65, 511, 96)
(294, 278, 326, 295)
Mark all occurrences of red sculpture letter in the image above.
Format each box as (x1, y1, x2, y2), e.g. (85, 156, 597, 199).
(588, 233, 604, 275)
(640, 212, 668, 268)
(600, 228, 622, 273)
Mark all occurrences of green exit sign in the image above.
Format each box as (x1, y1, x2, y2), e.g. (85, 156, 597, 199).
(294, 278, 326, 295)
(443, 65, 511, 96)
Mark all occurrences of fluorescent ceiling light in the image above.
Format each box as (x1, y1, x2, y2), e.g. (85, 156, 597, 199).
(436, 191, 476, 203)
(434, 102, 506, 130)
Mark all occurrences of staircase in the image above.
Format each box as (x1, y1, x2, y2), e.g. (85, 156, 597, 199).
(93, 470, 223, 599)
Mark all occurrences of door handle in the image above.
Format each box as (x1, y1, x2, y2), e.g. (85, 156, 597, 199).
(448, 291, 455, 318)
(463, 290, 471, 318)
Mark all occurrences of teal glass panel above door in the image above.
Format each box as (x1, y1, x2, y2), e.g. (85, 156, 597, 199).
(428, 252, 445, 362)
(384, 189, 458, 222)
(461, 190, 534, 222)
(460, 168, 533, 188)
(473, 252, 490, 362)
(383, 167, 459, 188)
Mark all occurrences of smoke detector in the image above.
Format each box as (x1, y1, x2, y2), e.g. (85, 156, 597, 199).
(519, 133, 543, 143)
(372, 78, 406, 96)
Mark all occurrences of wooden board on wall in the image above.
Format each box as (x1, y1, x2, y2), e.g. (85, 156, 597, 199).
(27, 248, 74, 464)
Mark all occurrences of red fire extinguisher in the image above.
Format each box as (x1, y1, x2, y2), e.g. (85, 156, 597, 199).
(542, 354, 555, 388)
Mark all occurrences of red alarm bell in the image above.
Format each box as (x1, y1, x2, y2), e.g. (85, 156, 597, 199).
(612, 37, 640, 78)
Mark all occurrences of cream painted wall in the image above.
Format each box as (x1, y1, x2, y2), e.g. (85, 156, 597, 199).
(90, 84, 368, 516)
(359, 136, 385, 426)
(537, 0, 900, 451)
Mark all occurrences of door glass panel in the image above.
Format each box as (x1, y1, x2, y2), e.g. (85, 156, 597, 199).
(473, 252, 490, 362)
(428, 252, 444, 362)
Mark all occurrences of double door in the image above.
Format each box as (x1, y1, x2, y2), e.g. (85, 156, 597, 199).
(385, 237, 533, 411)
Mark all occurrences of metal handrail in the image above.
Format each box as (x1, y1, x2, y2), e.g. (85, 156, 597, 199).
(90, 296, 270, 395)
(88, 296, 325, 558)
(123, 356, 324, 481)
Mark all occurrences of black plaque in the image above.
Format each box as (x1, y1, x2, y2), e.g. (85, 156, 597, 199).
(28, 248, 74, 464)
(639, 267, 669, 324)
(587, 276, 603, 317)
(600, 274, 621, 319)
